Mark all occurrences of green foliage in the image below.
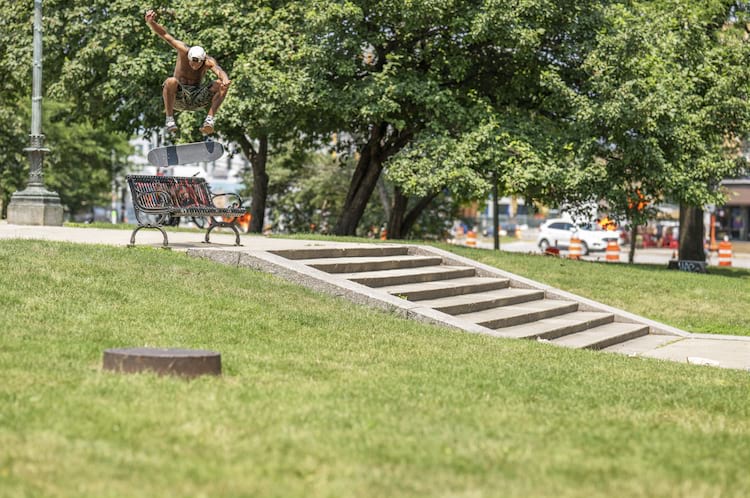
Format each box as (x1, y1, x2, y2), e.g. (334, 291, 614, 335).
(4, 0, 750, 237)
(260, 146, 346, 233)
(43, 101, 131, 215)
(386, 106, 572, 204)
(247, 146, 457, 238)
(292, 0, 609, 234)
(0, 0, 34, 215)
(572, 1, 750, 223)
(0, 0, 133, 218)
(0, 98, 131, 218)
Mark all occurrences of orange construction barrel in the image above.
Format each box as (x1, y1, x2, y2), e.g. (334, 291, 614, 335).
(718, 238, 732, 267)
(568, 235, 582, 260)
(605, 240, 620, 262)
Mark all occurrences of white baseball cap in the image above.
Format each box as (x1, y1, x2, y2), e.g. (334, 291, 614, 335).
(187, 46, 206, 62)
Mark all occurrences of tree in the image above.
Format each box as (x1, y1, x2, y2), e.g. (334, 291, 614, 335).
(43, 101, 131, 216)
(251, 143, 457, 239)
(0, 0, 130, 218)
(0, 0, 42, 217)
(43, 0, 603, 240)
(50, 0, 323, 233)
(571, 1, 750, 262)
(297, 0, 603, 237)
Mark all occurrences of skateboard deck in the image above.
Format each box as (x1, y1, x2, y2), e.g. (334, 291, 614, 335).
(147, 141, 224, 167)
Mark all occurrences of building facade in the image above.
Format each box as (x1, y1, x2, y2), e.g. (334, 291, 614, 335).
(718, 178, 750, 241)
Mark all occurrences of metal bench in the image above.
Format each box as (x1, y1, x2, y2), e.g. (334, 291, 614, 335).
(126, 174, 248, 247)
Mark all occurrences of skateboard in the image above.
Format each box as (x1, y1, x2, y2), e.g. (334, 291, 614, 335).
(147, 141, 225, 167)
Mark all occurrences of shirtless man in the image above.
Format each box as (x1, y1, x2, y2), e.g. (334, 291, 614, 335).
(145, 9, 231, 135)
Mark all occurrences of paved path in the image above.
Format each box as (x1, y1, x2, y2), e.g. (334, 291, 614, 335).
(1, 222, 748, 371)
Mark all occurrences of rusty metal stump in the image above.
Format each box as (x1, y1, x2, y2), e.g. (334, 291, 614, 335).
(103, 348, 221, 378)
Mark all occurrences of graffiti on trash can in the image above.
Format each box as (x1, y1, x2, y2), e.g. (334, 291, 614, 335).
(677, 260, 707, 273)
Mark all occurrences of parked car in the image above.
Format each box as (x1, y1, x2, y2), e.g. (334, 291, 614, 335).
(536, 218, 620, 255)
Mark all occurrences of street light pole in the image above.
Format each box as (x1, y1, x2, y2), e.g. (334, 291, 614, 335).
(493, 172, 500, 250)
(7, 0, 63, 226)
(111, 150, 118, 224)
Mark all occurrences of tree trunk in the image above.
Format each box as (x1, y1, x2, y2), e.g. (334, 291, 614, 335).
(387, 187, 408, 239)
(679, 204, 706, 261)
(376, 176, 392, 221)
(629, 223, 637, 264)
(333, 124, 388, 235)
(334, 123, 414, 236)
(400, 192, 439, 238)
(239, 134, 269, 233)
(387, 188, 440, 239)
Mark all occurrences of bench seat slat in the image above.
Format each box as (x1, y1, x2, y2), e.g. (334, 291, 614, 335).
(171, 207, 247, 216)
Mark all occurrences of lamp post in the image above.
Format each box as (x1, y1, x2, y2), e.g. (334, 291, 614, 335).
(492, 172, 500, 250)
(7, 0, 63, 226)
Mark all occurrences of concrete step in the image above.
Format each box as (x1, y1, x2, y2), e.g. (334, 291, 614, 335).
(551, 322, 649, 350)
(297, 255, 443, 273)
(340, 265, 477, 288)
(382, 277, 510, 301)
(416, 288, 545, 315)
(271, 246, 409, 260)
(493, 311, 615, 340)
(456, 299, 579, 329)
(601, 333, 681, 355)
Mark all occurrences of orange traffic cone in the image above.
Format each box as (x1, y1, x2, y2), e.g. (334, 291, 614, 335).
(718, 237, 732, 267)
(568, 235, 582, 260)
(466, 230, 477, 247)
(605, 240, 620, 262)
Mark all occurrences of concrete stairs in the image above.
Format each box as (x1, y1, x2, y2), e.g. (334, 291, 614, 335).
(271, 245, 670, 352)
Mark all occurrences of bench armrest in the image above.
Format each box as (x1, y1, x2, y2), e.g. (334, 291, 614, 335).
(212, 192, 244, 209)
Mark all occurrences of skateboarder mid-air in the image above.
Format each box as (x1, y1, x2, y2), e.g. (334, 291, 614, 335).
(144, 9, 231, 135)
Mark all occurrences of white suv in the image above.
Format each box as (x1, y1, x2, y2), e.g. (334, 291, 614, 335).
(536, 218, 619, 255)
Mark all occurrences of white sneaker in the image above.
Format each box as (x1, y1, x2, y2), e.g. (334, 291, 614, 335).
(165, 116, 178, 133)
(200, 115, 215, 135)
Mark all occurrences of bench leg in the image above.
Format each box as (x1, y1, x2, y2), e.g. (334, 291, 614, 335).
(128, 225, 169, 248)
(230, 223, 241, 246)
(205, 221, 242, 246)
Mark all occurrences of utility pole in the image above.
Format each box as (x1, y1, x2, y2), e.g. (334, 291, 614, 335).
(493, 172, 500, 250)
(111, 150, 117, 224)
(7, 0, 63, 226)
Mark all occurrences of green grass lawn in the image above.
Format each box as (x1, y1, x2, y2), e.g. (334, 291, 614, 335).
(1, 240, 749, 498)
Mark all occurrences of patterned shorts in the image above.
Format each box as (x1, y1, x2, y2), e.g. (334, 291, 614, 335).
(172, 81, 215, 111)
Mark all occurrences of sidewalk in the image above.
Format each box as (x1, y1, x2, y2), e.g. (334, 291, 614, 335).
(0, 222, 371, 252)
(2, 222, 748, 371)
